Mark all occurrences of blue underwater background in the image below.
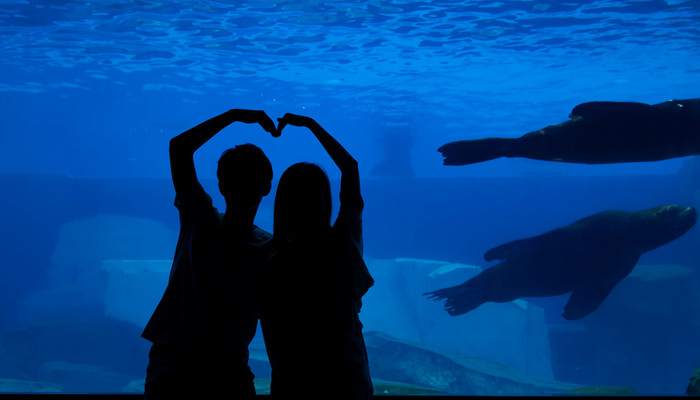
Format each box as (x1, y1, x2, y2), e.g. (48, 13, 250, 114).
(2, 0, 700, 396)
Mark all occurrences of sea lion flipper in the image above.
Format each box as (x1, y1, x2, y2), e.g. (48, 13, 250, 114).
(424, 280, 484, 316)
(562, 282, 617, 320)
(569, 101, 661, 120)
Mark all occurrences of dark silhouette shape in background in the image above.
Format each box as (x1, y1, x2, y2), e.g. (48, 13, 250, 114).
(142, 109, 276, 399)
(261, 114, 375, 399)
(426, 205, 697, 320)
(438, 98, 700, 165)
(370, 124, 414, 177)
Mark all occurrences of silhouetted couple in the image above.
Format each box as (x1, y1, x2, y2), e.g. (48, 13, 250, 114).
(142, 109, 374, 399)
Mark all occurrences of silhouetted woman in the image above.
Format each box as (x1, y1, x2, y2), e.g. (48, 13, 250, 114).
(261, 113, 374, 399)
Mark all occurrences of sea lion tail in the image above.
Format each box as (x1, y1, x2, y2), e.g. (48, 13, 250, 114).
(438, 138, 512, 165)
(424, 282, 484, 316)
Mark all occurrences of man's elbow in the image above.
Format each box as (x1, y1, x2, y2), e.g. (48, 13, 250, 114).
(169, 136, 188, 157)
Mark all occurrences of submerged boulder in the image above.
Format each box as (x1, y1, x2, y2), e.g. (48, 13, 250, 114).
(364, 330, 577, 395)
(0, 318, 149, 393)
(37, 361, 136, 393)
(688, 367, 700, 396)
(101, 259, 171, 327)
(19, 214, 177, 327)
(371, 379, 445, 395)
(558, 386, 638, 395)
(0, 378, 63, 393)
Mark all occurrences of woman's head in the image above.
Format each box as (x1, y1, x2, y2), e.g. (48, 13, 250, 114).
(274, 162, 332, 244)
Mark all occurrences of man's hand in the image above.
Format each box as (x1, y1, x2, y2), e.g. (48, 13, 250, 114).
(231, 109, 278, 137)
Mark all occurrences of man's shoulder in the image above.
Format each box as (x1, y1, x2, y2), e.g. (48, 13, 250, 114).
(175, 181, 215, 213)
(236, 227, 273, 263)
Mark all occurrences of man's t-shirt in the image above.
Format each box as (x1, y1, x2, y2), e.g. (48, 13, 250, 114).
(142, 181, 272, 367)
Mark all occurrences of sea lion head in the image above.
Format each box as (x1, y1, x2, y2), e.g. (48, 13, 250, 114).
(631, 205, 697, 251)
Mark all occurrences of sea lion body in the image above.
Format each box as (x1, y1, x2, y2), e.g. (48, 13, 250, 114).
(439, 99, 700, 165)
(425, 205, 697, 320)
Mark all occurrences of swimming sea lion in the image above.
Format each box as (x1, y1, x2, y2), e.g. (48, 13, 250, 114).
(425, 205, 697, 320)
(439, 98, 700, 165)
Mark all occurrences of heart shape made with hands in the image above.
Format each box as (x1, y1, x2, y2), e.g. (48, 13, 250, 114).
(239, 109, 316, 138)
(271, 123, 282, 138)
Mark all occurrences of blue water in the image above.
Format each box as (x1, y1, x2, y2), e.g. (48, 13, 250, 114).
(1, 0, 700, 395)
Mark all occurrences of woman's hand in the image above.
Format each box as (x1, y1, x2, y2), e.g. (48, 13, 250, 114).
(275, 113, 318, 136)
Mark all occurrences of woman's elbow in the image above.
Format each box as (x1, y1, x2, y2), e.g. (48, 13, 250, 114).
(343, 157, 359, 171)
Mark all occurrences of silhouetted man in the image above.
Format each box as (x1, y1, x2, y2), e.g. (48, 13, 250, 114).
(142, 109, 276, 399)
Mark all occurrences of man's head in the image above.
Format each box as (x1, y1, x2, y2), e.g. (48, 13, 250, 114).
(217, 143, 273, 208)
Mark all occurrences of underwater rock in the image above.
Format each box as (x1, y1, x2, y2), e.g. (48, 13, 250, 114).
(18, 214, 177, 326)
(206, 377, 447, 395)
(361, 258, 553, 379)
(121, 379, 145, 393)
(19, 272, 107, 325)
(0, 318, 149, 392)
(51, 213, 177, 270)
(364, 331, 578, 395)
(557, 385, 638, 395)
(0, 173, 179, 327)
(124, 377, 272, 395)
(688, 367, 700, 396)
(0, 378, 63, 393)
(0, 173, 93, 326)
(37, 361, 137, 393)
(0, 341, 26, 381)
(253, 378, 271, 395)
(101, 259, 171, 327)
(371, 379, 446, 395)
(248, 340, 272, 379)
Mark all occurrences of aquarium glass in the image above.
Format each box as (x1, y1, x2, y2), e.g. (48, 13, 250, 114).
(1, 0, 699, 396)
